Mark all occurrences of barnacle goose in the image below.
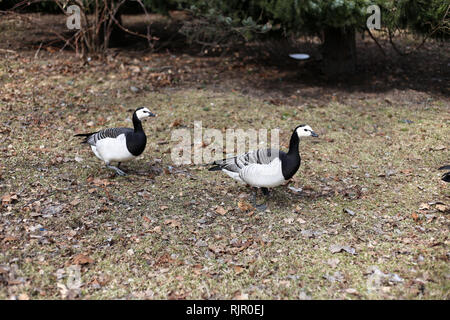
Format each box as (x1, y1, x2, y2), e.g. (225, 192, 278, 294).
(439, 165, 450, 182)
(209, 124, 318, 209)
(74, 107, 155, 176)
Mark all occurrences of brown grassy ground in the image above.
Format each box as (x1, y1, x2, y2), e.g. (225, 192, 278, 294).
(0, 13, 449, 300)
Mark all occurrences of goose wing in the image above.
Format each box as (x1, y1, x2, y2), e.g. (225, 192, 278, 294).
(209, 148, 284, 173)
(238, 158, 286, 187)
(84, 127, 133, 146)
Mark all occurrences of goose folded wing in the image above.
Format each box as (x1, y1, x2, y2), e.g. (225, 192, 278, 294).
(238, 159, 284, 187)
(87, 127, 133, 146)
(211, 148, 283, 172)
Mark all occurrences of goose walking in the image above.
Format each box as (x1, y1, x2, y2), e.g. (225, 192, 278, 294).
(439, 165, 450, 182)
(209, 124, 318, 209)
(74, 107, 155, 176)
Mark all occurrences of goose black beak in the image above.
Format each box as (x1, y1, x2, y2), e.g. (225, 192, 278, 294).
(148, 112, 156, 117)
(310, 131, 319, 137)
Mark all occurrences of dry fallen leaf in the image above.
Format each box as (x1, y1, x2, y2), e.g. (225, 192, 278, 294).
(170, 119, 183, 128)
(152, 226, 162, 234)
(430, 145, 445, 151)
(215, 206, 228, 215)
(233, 291, 249, 300)
(18, 293, 30, 300)
(284, 218, 294, 224)
(296, 217, 306, 224)
(165, 219, 180, 228)
(233, 266, 245, 274)
(435, 204, 448, 212)
(72, 254, 94, 265)
(3, 235, 18, 242)
(2, 193, 18, 205)
(400, 169, 413, 175)
(238, 200, 253, 212)
(70, 199, 81, 206)
(330, 244, 356, 255)
(345, 288, 358, 295)
(343, 208, 356, 216)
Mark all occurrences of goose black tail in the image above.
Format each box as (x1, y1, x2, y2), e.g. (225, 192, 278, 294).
(442, 172, 450, 182)
(74, 132, 96, 144)
(438, 165, 450, 182)
(208, 165, 222, 171)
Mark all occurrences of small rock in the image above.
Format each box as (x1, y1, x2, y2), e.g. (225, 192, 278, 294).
(330, 244, 356, 255)
(343, 208, 355, 216)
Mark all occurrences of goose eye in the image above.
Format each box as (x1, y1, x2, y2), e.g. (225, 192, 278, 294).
(304, 129, 307, 131)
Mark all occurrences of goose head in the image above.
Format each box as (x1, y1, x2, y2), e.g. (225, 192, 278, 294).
(135, 107, 156, 120)
(295, 124, 319, 138)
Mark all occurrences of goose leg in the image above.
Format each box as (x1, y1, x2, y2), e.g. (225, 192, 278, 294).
(106, 163, 127, 176)
(251, 188, 257, 206)
(252, 188, 267, 212)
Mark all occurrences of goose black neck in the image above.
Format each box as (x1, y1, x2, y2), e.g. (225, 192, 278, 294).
(280, 129, 301, 181)
(287, 130, 300, 156)
(132, 112, 143, 132)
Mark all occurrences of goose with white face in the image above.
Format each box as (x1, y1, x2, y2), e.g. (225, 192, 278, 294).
(135, 107, 156, 120)
(74, 107, 155, 176)
(296, 125, 319, 138)
(209, 123, 319, 210)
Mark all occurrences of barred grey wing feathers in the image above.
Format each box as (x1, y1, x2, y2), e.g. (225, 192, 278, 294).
(211, 148, 282, 173)
(87, 127, 133, 146)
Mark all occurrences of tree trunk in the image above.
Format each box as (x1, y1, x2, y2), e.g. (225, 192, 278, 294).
(322, 27, 356, 76)
(98, 1, 124, 49)
(108, 9, 124, 47)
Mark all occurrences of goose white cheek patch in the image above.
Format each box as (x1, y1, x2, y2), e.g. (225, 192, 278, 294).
(296, 125, 313, 137)
(136, 108, 151, 120)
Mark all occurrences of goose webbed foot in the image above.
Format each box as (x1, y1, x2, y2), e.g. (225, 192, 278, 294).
(251, 188, 268, 211)
(106, 164, 127, 176)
